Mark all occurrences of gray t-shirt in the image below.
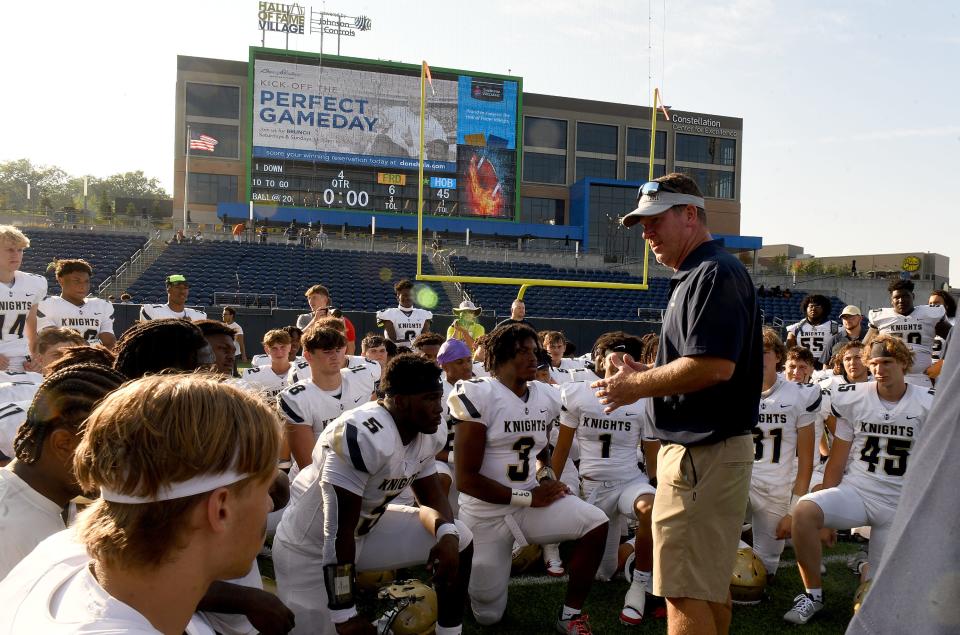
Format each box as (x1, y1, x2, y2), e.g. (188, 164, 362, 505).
(846, 329, 959, 634)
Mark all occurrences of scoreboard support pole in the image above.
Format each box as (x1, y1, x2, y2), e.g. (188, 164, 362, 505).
(416, 61, 427, 278)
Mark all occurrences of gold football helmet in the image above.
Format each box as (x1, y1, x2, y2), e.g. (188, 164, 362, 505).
(853, 579, 872, 613)
(376, 579, 438, 635)
(511, 544, 543, 575)
(356, 569, 396, 592)
(730, 547, 767, 605)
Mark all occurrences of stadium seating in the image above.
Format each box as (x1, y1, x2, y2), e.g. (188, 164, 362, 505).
(449, 256, 844, 325)
(19, 228, 149, 295)
(126, 241, 452, 313)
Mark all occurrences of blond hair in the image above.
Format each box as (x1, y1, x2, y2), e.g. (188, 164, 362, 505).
(0, 225, 29, 249)
(73, 375, 280, 568)
(863, 334, 914, 371)
(262, 328, 291, 347)
(762, 327, 787, 370)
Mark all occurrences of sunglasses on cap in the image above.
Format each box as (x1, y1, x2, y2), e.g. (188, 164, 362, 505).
(637, 181, 681, 200)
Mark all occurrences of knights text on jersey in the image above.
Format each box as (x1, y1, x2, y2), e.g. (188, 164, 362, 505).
(0, 272, 47, 356)
(830, 382, 933, 502)
(276, 401, 443, 558)
(276, 369, 375, 439)
(138, 303, 207, 321)
(448, 377, 561, 516)
(376, 306, 433, 347)
(868, 305, 946, 373)
(560, 381, 651, 481)
(787, 319, 840, 364)
(36, 296, 114, 343)
(752, 379, 821, 484)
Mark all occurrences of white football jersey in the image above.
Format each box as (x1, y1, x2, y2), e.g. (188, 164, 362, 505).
(138, 303, 207, 321)
(277, 368, 375, 441)
(868, 305, 946, 374)
(471, 361, 489, 379)
(448, 377, 561, 517)
(567, 367, 601, 384)
(560, 381, 652, 481)
(276, 401, 444, 558)
(376, 306, 433, 348)
(286, 357, 380, 387)
(251, 353, 304, 367)
(752, 379, 821, 485)
(36, 296, 114, 343)
(0, 272, 47, 357)
(236, 364, 292, 402)
(0, 370, 43, 403)
(787, 319, 840, 364)
(831, 382, 933, 502)
(0, 400, 30, 459)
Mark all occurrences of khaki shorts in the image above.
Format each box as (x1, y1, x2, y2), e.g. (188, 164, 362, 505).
(652, 434, 753, 603)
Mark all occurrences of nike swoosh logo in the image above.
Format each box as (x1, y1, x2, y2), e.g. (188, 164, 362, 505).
(625, 412, 637, 416)
(780, 404, 791, 409)
(354, 396, 363, 403)
(540, 409, 547, 413)
(905, 416, 919, 421)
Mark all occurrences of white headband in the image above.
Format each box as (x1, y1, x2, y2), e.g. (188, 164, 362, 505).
(99, 468, 251, 504)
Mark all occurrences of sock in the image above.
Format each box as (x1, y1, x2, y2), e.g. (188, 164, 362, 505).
(805, 587, 823, 602)
(560, 605, 581, 620)
(634, 570, 651, 583)
(435, 625, 462, 635)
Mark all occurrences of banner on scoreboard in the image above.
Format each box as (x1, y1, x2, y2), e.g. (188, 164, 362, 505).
(253, 60, 459, 170)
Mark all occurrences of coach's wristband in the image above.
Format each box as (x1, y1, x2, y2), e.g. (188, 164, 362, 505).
(436, 522, 460, 541)
(789, 494, 802, 514)
(330, 606, 358, 623)
(510, 489, 533, 507)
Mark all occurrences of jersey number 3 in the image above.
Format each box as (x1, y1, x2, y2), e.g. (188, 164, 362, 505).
(507, 436, 535, 482)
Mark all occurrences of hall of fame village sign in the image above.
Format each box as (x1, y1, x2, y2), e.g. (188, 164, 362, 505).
(257, 2, 372, 37)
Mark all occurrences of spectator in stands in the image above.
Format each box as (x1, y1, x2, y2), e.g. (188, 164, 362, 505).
(315, 225, 327, 248)
(107, 295, 116, 303)
(257, 224, 268, 244)
(295, 285, 356, 355)
(412, 332, 446, 364)
(221, 306, 246, 363)
(784, 346, 815, 383)
(0, 364, 125, 578)
(171, 229, 185, 245)
(139, 275, 207, 321)
(831, 305, 866, 357)
(361, 333, 389, 367)
(787, 294, 839, 370)
(192, 229, 204, 242)
(495, 298, 534, 330)
(447, 300, 485, 350)
(232, 222, 245, 243)
(119, 293, 132, 304)
(195, 320, 243, 376)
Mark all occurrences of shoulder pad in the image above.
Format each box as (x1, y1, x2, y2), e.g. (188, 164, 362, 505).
(277, 383, 309, 423)
(448, 378, 489, 422)
(328, 413, 392, 474)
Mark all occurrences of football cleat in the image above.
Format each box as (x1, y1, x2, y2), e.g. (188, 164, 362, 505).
(847, 549, 869, 575)
(619, 574, 648, 625)
(783, 593, 824, 624)
(556, 612, 593, 634)
(543, 543, 565, 577)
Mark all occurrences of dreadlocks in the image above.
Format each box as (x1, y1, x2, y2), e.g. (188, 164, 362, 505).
(13, 364, 125, 464)
(484, 323, 540, 372)
(113, 319, 208, 379)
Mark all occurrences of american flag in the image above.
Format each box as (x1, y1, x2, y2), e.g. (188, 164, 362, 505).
(189, 134, 218, 152)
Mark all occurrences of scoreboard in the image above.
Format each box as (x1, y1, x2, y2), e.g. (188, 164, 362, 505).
(248, 49, 521, 221)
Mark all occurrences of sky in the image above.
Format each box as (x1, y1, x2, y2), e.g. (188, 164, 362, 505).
(2, 0, 959, 279)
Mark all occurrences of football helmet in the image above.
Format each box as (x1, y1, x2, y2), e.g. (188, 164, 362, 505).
(730, 547, 767, 605)
(511, 543, 543, 575)
(356, 569, 396, 592)
(376, 579, 438, 635)
(853, 579, 872, 613)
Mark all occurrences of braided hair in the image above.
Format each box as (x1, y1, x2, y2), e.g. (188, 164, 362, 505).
(113, 319, 208, 379)
(13, 364, 125, 464)
(45, 344, 116, 376)
(484, 323, 540, 373)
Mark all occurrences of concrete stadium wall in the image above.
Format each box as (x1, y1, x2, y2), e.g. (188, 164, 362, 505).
(112, 305, 660, 359)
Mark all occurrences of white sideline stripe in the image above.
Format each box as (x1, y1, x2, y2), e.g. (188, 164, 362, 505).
(508, 554, 855, 587)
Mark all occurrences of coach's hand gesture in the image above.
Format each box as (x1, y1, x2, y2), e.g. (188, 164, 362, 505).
(592, 354, 649, 413)
(531, 479, 567, 507)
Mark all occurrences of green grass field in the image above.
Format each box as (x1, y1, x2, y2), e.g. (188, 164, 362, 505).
(260, 541, 864, 634)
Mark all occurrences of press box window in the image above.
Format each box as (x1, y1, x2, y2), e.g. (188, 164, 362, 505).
(520, 197, 564, 224)
(524, 117, 567, 150)
(185, 83, 240, 119)
(188, 174, 238, 205)
(523, 152, 566, 184)
(576, 122, 618, 155)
